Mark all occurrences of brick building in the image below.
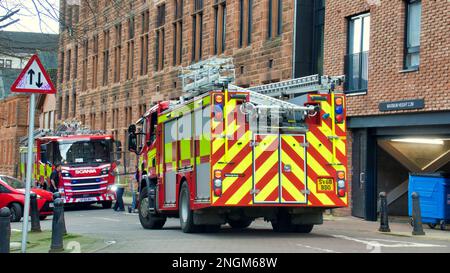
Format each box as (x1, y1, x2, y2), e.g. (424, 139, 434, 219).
(57, 0, 326, 167)
(324, 0, 450, 219)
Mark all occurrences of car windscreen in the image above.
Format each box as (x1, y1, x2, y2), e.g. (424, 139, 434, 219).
(54, 139, 112, 165)
(1, 176, 25, 189)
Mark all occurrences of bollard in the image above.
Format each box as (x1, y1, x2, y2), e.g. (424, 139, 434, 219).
(30, 193, 42, 232)
(49, 198, 65, 253)
(411, 192, 425, 236)
(53, 192, 67, 235)
(0, 207, 11, 253)
(378, 192, 391, 232)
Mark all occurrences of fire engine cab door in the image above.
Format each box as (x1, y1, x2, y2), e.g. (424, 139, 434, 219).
(253, 134, 280, 203)
(280, 135, 307, 204)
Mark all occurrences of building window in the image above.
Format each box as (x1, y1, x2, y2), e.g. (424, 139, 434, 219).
(192, 0, 203, 62)
(92, 35, 99, 88)
(126, 17, 135, 80)
(60, 51, 64, 83)
(155, 4, 166, 71)
(101, 111, 107, 131)
(345, 13, 370, 93)
(64, 94, 69, 119)
(173, 0, 183, 66)
(73, 45, 78, 79)
(103, 30, 110, 86)
(5, 59, 12, 68)
(0, 59, 4, 68)
(90, 113, 96, 129)
(140, 10, 150, 75)
(213, 0, 226, 55)
(114, 23, 122, 83)
(267, 0, 282, 39)
(239, 0, 252, 48)
(66, 50, 71, 82)
(82, 40, 89, 91)
(72, 93, 76, 117)
(405, 0, 421, 69)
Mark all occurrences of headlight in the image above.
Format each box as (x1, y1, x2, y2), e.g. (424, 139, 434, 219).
(108, 185, 118, 192)
(37, 195, 42, 199)
(62, 171, 71, 177)
(101, 168, 110, 175)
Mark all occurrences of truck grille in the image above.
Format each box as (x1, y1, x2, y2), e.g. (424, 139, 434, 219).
(72, 193, 101, 199)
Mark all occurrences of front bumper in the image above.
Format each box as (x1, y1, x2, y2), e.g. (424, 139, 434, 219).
(63, 192, 116, 204)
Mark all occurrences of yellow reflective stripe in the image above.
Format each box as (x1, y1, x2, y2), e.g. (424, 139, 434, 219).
(164, 143, 173, 163)
(221, 152, 252, 193)
(255, 175, 279, 202)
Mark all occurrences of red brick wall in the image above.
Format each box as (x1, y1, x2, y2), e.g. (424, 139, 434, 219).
(324, 0, 450, 117)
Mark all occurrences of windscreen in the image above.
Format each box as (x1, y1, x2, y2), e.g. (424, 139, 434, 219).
(1, 176, 25, 189)
(55, 139, 112, 165)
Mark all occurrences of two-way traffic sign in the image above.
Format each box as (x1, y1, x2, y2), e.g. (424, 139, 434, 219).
(10, 54, 56, 94)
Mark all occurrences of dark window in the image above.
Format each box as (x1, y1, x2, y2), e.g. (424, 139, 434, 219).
(268, 0, 282, 39)
(239, 0, 253, 48)
(155, 4, 166, 71)
(192, 0, 203, 62)
(173, 0, 183, 66)
(5, 59, 12, 68)
(345, 13, 370, 93)
(82, 40, 88, 91)
(114, 24, 122, 83)
(214, 0, 226, 55)
(92, 35, 99, 88)
(140, 10, 150, 75)
(103, 30, 110, 85)
(404, 0, 421, 69)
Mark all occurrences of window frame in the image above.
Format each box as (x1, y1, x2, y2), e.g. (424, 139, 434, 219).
(404, 0, 422, 70)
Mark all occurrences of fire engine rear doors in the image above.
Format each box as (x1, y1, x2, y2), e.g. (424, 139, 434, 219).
(253, 134, 307, 204)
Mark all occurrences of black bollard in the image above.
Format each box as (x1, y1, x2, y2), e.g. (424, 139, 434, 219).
(49, 198, 65, 253)
(0, 207, 11, 253)
(411, 192, 425, 236)
(53, 192, 67, 235)
(30, 193, 42, 232)
(378, 192, 391, 232)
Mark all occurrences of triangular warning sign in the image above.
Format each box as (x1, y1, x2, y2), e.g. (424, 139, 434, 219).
(11, 54, 57, 94)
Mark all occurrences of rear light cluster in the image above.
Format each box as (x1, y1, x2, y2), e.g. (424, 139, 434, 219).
(213, 94, 224, 122)
(335, 96, 344, 124)
(337, 171, 346, 197)
(213, 170, 223, 197)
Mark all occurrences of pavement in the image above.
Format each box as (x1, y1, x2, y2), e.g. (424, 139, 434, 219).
(10, 203, 450, 253)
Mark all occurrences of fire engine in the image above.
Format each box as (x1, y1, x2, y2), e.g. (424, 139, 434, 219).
(19, 121, 121, 207)
(128, 57, 347, 233)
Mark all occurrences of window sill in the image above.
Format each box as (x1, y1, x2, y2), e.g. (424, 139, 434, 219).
(399, 67, 419, 73)
(345, 90, 367, 97)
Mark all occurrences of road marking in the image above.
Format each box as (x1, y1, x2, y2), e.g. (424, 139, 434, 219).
(332, 235, 447, 248)
(96, 217, 120, 222)
(297, 243, 341, 253)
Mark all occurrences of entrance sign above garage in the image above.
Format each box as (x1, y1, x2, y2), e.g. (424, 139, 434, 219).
(379, 99, 424, 112)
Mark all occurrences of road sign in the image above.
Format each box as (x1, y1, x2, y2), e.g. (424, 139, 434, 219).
(10, 54, 56, 94)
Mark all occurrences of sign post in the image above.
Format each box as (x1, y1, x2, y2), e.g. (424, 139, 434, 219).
(10, 54, 56, 253)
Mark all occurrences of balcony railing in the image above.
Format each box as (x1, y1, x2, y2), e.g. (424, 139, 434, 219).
(345, 51, 368, 93)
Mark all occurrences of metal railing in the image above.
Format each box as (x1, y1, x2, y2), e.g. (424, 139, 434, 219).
(345, 51, 368, 93)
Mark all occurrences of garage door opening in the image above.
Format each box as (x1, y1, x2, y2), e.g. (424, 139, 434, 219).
(377, 137, 450, 216)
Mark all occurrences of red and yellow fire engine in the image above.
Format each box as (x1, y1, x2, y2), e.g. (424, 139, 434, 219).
(128, 58, 347, 233)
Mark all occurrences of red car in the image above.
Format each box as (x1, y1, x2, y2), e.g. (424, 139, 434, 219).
(0, 175, 53, 222)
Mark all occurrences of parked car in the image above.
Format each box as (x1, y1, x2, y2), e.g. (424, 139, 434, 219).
(0, 175, 53, 222)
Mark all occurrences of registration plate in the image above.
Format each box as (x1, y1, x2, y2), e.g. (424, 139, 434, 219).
(78, 197, 97, 202)
(317, 178, 335, 193)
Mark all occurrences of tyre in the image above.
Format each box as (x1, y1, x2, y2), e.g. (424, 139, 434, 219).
(9, 203, 23, 222)
(428, 223, 437, 229)
(179, 182, 200, 233)
(139, 187, 166, 229)
(228, 219, 253, 229)
(102, 201, 113, 209)
(39, 215, 47, 221)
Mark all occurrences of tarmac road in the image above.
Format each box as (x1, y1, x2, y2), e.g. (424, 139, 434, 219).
(11, 204, 450, 253)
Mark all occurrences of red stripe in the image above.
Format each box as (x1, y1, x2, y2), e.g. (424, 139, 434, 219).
(264, 186, 280, 202)
(254, 161, 279, 194)
(309, 126, 347, 164)
(281, 186, 296, 202)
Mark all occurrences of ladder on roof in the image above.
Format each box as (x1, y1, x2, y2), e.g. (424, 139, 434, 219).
(180, 57, 345, 99)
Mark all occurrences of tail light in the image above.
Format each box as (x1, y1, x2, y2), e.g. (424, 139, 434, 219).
(213, 170, 223, 197)
(335, 96, 345, 124)
(337, 171, 346, 197)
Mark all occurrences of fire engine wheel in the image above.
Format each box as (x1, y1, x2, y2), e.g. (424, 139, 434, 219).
(179, 182, 201, 233)
(139, 187, 166, 229)
(228, 219, 253, 229)
(9, 203, 23, 222)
